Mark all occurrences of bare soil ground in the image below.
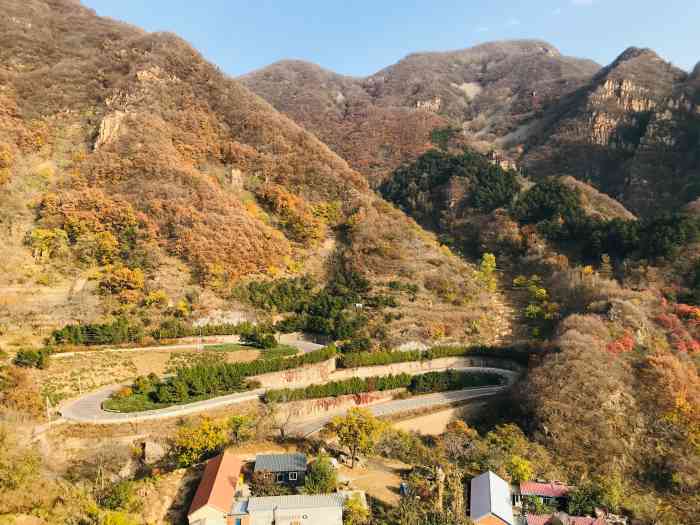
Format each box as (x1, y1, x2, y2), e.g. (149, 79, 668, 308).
(392, 406, 461, 435)
(339, 457, 409, 506)
(137, 468, 198, 525)
(37, 348, 260, 402)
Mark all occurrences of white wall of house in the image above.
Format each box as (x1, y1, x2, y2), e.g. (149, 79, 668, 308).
(188, 505, 228, 525)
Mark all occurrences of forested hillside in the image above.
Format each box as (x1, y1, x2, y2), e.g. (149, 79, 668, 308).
(0, 3, 698, 525)
(524, 47, 700, 215)
(0, 0, 508, 349)
(379, 146, 700, 523)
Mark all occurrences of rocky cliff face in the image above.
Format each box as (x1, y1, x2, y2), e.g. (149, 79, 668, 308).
(524, 48, 699, 214)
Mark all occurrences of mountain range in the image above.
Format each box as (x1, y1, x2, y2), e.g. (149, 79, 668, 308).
(243, 41, 700, 216)
(2, 3, 700, 525)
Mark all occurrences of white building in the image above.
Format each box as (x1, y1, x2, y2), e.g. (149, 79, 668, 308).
(470, 471, 515, 525)
(230, 494, 344, 525)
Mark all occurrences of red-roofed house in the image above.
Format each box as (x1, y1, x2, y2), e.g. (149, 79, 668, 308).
(188, 452, 243, 525)
(525, 513, 605, 525)
(514, 481, 575, 509)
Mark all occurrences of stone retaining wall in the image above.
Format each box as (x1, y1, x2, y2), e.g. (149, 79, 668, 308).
(275, 389, 399, 421)
(254, 358, 337, 388)
(252, 356, 521, 390)
(331, 356, 521, 381)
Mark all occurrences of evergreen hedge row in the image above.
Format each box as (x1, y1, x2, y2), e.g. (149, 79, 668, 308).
(264, 373, 413, 403)
(408, 369, 504, 393)
(263, 369, 504, 403)
(50, 318, 253, 346)
(116, 345, 337, 407)
(50, 317, 145, 346)
(337, 344, 531, 368)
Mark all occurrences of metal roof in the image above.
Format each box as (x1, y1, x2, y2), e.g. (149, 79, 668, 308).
(246, 494, 345, 512)
(254, 453, 307, 473)
(470, 471, 515, 525)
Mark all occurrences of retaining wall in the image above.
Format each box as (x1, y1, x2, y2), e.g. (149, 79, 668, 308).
(252, 356, 521, 390)
(254, 358, 337, 388)
(275, 389, 399, 422)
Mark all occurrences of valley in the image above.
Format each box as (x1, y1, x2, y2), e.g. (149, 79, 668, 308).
(0, 2, 699, 525)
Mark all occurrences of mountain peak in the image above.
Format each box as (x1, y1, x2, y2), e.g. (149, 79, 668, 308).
(593, 46, 685, 90)
(692, 62, 700, 79)
(613, 46, 661, 64)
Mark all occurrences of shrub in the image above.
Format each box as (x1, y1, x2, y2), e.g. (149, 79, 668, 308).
(229, 414, 256, 445)
(304, 454, 338, 494)
(113, 387, 133, 399)
(240, 276, 315, 312)
(513, 179, 581, 224)
(13, 348, 51, 369)
(25, 228, 69, 260)
(171, 417, 229, 467)
(407, 370, 504, 394)
(112, 346, 337, 410)
(339, 337, 372, 353)
(250, 470, 292, 497)
(50, 318, 144, 346)
(264, 373, 412, 403)
(99, 480, 139, 512)
(264, 369, 502, 403)
(100, 265, 145, 294)
(338, 344, 531, 368)
(239, 324, 277, 349)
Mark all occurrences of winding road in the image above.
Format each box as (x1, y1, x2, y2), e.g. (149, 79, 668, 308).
(288, 383, 512, 437)
(59, 361, 519, 425)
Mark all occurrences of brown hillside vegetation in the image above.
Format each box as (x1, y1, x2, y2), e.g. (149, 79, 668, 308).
(241, 40, 600, 183)
(0, 0, 507, 346)
(240, 59, 448, 182)
(245, 43, 700, 217)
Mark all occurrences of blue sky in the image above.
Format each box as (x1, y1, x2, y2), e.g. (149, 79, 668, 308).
(82, 0, 699, 76)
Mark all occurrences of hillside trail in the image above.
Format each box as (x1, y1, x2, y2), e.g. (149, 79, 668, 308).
(490, 265, 532, 346)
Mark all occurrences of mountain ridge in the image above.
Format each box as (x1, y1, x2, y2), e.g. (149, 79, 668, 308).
(0, 0, 509, 348)
(241, 39, 600, 182)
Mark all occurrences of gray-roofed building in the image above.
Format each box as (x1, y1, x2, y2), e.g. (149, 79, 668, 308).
(230, 494, 344, 525)
(254, 453, 307, 486)
(470, 471, 515, 525)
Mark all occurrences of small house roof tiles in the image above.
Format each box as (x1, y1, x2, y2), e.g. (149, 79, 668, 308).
(254, 453, 307, 473)
(520, 481, 574, 498)
(188, 452, 242, 516)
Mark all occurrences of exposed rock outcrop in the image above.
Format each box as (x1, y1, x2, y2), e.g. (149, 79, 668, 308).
(94, 110, 126, 150)
(524, 47, 697, 215)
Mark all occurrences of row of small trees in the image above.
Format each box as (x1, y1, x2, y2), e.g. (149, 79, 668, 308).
(338, 344, 531, 368)
(112, 346, 337, 409)
(264, 370, 503, 403)
(50, 318, 256, 346)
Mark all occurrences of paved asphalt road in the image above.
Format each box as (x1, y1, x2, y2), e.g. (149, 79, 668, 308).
(59, 363, 518, 425)
(60, 385, 266, 424)
(288, 384, 509, 437)
(52, 337, 324, 359)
